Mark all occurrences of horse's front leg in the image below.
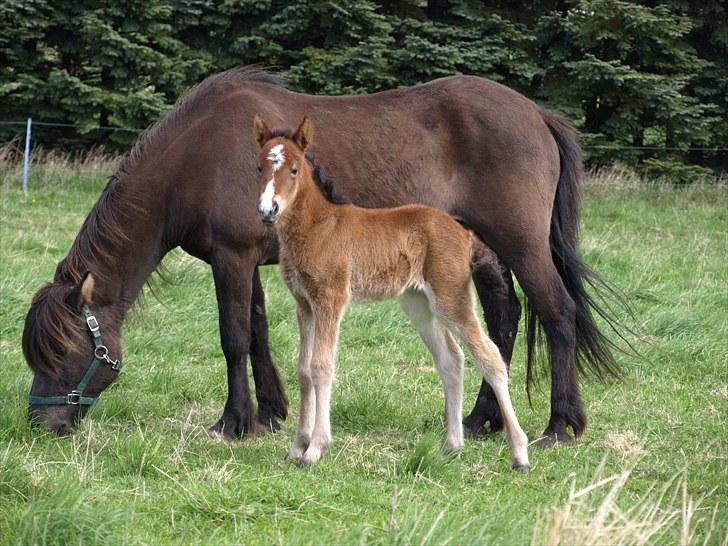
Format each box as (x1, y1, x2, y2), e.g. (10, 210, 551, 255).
(208, 249, 258, 440)
(287, 299, 315, 460)
(250, 266, 288, 432)
(299, 297, 346, 465)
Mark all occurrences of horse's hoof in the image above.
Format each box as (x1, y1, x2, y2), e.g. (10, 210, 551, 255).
(207, 409, 255, 441)
(463, 415, 503, 437)
(534, 431, 574, 448)
(256, 411, 282, 434)
(463, 420, 487, 437)
(262, 393, 289, 422)
(512, 463, 531, 473)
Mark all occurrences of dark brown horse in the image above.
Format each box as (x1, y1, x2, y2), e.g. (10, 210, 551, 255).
(23, 66, 623, 445)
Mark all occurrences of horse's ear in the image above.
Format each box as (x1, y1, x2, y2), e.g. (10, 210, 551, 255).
(66, 272, 95, 308)
(80, 273, 95, 304)
(254, 115, 272, 148)
(293, 116, 313, 151)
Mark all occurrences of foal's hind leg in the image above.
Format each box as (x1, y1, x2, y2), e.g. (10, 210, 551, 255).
(399, 289, 465, 451)
(432, 286, 530, 470)
(464, 245, 521, 436)
(287, 299, 316, 460)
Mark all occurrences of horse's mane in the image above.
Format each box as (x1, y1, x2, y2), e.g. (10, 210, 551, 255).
(24, 66, 286, 377)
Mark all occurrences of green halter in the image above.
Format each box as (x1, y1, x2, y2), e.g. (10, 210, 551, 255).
(28, 305, 122, 406)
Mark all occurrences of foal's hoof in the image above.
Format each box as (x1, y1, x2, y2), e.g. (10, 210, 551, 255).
(534, 431, 574, 449)
(285, 447, 306, 462)
(299, 446, 325, 466)
(512, 463, 531, 473)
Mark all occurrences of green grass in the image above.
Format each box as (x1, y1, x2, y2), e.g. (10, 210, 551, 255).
(1, 160, 726, 545)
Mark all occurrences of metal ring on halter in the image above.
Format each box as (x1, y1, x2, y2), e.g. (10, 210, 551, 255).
(94, 345, 108, 360)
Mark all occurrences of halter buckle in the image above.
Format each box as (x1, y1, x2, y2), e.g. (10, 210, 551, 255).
(67, 391, 82, 405)
(86, 315, 99, 332)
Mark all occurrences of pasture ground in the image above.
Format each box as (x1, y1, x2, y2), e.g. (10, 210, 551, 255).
(1, 158, 726, 545)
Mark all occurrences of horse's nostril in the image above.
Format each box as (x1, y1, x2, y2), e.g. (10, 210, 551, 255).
(54, 422, 73, 436)
(271, 202, 279, 215)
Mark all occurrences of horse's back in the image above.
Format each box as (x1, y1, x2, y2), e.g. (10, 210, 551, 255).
(136, 67, 561, 261)
(235, 75, 560, 230)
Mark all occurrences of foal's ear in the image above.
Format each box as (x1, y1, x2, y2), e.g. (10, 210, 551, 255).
(293, 116, 313, 151)
(254, 115, 272, 148)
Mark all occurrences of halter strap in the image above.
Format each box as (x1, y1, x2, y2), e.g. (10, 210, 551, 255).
(28, 305, 122, 406)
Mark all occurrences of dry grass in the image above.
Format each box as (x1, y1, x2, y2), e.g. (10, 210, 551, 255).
(532, 456, 725, 546)
(0, 140, 118, 189)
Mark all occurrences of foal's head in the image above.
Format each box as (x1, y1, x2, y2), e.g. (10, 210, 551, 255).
(253, 115, 313, 225)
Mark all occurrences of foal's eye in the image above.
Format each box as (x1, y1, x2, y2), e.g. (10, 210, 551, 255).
(290, 167, 299, 177)
(256, 165, 262, 174)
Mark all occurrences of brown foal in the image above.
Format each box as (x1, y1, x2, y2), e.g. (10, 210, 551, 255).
(253, 115, 529, 470)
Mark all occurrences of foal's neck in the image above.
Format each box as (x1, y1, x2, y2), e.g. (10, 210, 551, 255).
(279, 171, 339, 237)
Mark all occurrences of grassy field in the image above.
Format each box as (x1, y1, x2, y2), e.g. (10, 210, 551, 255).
(1, 158, 726, 545)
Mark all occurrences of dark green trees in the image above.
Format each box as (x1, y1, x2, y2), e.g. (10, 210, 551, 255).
(1, 0, 725, 175)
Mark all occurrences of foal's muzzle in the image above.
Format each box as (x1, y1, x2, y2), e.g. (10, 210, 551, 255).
(257, 201, 279, 225)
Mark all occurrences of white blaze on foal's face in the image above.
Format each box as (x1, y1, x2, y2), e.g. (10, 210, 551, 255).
(257, 142, 289, 224)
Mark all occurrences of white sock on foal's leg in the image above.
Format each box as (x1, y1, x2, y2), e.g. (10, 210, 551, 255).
(288, 303, 316, 460)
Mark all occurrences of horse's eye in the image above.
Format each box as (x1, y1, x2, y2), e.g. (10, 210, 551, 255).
(290, 167, 299, 177)
(256, 165, 262, 174)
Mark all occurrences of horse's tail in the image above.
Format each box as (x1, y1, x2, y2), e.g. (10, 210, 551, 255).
(525, 108, 631, 397)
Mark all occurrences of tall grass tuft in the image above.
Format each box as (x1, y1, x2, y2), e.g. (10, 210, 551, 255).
(0, 141, 118, 190)
(532, 456, 724, 546)
(400, 431, 449, 477)
(12, 481, 126, 546)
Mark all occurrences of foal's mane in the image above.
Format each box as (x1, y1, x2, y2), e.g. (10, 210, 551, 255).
(306, 152, 350, 205)
(24, 66, 286, 377)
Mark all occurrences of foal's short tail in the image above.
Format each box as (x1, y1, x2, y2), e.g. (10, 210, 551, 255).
(525, 108, 634, 395)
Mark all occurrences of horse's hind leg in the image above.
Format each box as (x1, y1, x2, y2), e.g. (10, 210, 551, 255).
(287, 298, 316, 460)
(464, 242, 521, 436)
(509, 247, 584, 447)
(250, 267, 288, 432)
(432, 286, 530, 470)
(399, 289, 465, 451)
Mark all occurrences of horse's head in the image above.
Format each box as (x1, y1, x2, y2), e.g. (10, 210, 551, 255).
(23, 272, 122, 436)
(253, 115, 313, 225)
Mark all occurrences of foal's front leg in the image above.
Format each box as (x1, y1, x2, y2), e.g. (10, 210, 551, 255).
(299, 299, 346, 465)
(287, 299, 315, 460)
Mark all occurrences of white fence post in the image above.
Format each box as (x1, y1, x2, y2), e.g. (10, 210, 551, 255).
(22, 117, 32, 194)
